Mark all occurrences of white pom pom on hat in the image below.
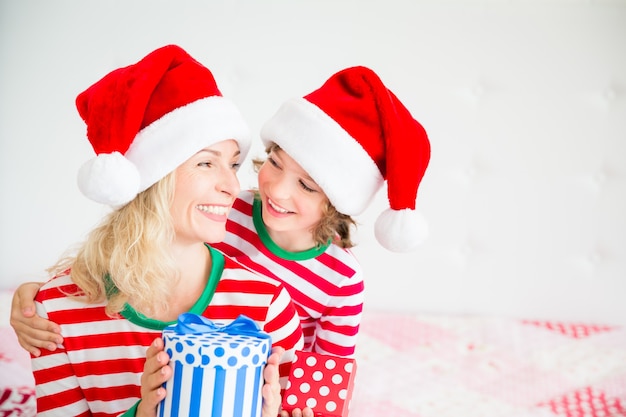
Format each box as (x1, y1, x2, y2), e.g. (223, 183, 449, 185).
(75, 44, 251, 206)
(260, 66, 431, 252)
(375, 208, 429, 252)
(77, 152, 140, 206)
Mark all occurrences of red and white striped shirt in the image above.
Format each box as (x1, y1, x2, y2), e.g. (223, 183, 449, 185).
(32, 246, 304, 417)
(214, 191, 364, 358)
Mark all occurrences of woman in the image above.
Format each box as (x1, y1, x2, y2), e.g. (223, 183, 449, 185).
(25, 44, 303, 417)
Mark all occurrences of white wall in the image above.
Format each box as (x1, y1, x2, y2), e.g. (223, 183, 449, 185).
(1, 0, 625, 324)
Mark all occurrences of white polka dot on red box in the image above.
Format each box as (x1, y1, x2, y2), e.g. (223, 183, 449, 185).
(282, 350, 357, 417)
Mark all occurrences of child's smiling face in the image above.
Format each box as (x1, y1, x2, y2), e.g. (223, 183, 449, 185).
(257, 148, 328, 251)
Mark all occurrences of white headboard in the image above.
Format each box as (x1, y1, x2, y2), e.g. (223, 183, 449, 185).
(1, 1, 624, 324)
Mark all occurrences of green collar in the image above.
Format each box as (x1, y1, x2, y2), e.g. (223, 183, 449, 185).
(110, 244, 223, 330)
(252, 198, 329, 261)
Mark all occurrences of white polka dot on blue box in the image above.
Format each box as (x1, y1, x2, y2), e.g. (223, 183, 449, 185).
(158, 313, 271, 417)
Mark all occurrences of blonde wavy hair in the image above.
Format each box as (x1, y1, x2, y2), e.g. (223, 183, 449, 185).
(48, 172, 177, 317)
(252, 143, 357, 249)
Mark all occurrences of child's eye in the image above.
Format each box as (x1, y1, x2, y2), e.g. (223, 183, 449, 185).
(299, 180, 316, 193)
(231, 162, 241, 170)
(267, 156, 280, 169)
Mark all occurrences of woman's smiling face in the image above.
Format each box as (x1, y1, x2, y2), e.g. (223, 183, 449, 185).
(170, 139, 241, 246)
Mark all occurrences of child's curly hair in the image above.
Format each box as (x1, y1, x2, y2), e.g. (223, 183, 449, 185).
(253, 143, 357, 249)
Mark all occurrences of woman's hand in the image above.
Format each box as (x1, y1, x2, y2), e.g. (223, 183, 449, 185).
(136, 337, 172, 417)
(280, 407, 315, 417)
(262, 346, 286, 417)
(275, 354, 314, 417)
(10, 281, 62, 356)
(264, 346, 312, 417)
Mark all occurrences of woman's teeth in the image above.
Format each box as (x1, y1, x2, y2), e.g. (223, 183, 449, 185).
(197, 205, 229, 215)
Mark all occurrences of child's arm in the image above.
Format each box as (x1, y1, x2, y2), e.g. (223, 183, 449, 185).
(10, 281, 63, 356)
(314, 269, 365, 358)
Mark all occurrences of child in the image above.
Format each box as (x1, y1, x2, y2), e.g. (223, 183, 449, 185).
(11, 66, 430, 360)
(23, 44, 303, 417)
(220, 66, 431, 358)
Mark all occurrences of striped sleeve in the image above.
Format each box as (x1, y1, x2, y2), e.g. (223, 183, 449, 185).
(262, 285, 304, 387)
(32, 274, 151, 417)
(308, 252, 364, 358)
(32, 282, 92, 417)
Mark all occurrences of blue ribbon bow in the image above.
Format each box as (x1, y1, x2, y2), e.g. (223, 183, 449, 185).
(174, 313, 271, 341)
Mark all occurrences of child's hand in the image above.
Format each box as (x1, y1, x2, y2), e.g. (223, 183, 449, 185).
(10, 281, 62, 356)
(137, 337, 172, 417)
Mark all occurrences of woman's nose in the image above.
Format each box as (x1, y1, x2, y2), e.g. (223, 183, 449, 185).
(218, 168, 240, 197)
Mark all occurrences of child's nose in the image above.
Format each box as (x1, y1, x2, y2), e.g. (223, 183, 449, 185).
(269, 173, 293, 199)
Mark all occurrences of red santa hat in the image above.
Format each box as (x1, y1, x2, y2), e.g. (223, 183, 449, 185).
(260, 66, 431, 252)
(76, 44, 251, 206)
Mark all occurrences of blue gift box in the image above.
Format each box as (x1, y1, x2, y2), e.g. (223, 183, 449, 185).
(158, 313, 272, 417)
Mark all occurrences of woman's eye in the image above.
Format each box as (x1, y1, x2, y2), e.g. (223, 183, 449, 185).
(198, 161, 212, 167)
(231, 162, 241, 170)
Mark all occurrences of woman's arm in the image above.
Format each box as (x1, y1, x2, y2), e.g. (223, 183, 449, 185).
(31, 295, 89, 416)
(264, 286, 314, 417)
(263, 286, 305, 385)
(10, 281, 63, 356)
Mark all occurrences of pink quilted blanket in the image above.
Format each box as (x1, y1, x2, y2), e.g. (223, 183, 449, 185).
(350, 310, 626, 417)
(0, 325, 35, 416)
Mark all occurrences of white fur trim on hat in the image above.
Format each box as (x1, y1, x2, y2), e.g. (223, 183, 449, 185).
(128, 95, 250, 194)
(374, 208, 429, 252)
(260, 97, 383, 216)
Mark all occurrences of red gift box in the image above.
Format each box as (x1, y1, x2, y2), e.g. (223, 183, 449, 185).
(282, 351, 357, 417)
